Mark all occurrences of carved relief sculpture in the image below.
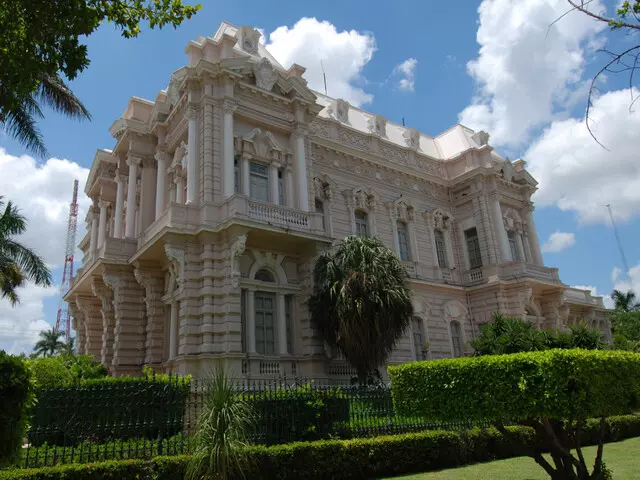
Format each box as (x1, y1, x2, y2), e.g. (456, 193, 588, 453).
(230, 234, 248, 287)
(253, 58, 279, 91)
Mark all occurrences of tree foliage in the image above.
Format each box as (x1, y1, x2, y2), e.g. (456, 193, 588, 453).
(564, 1, 640, 147)
(308, 236, 414, 381)
(0, 198, 52, 305)
(390, 349, 640, 479)
(33, 329, 65, 358)
(0, 0, 200, 155)
(610, 310, 640, 352)
(471, 313, 604, 355)
(610, 289, 640, 312)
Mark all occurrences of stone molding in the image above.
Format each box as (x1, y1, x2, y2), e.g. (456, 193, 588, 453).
(230, 234, 248, 288)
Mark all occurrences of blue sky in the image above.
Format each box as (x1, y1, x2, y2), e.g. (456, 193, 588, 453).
(1, 0, 639, 353)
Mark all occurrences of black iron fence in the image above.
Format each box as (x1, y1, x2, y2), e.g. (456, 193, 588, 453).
(19, 376, 490, 468)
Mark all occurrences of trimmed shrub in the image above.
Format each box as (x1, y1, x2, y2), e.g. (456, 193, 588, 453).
(0, 351, 34, 467)
(3, 415, 640, 480)
(389, 349, 640, 422)
(27, 355, 107, 389)
(246, 383, 350, 445)
(389, 349, 640, 480)
(29, 375, 191, 446)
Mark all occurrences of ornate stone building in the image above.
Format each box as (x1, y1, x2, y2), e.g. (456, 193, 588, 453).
(65, 22, 610, 378)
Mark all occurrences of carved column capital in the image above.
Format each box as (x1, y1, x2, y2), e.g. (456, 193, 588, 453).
(222, 100, 237, 116)
(186, 104, 198, 120)
(126, 155, 142, 168)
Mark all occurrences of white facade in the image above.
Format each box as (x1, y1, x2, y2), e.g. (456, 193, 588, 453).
(65, 22, 611, 379)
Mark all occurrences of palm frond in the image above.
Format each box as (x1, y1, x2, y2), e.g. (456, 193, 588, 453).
(0, 200, 27, 237)
(1, 95, 46, 157)
(38, 74, 91, 121)
(0, 240, 52, 287)
(0, 261, 24, 305)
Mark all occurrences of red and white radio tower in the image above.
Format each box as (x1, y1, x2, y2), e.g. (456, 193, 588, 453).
(55, 180, 79, 343)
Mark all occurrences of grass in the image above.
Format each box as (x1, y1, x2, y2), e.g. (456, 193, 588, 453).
(385, 436, 640, 479)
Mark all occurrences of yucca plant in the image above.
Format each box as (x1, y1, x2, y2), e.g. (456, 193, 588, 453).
(185, 366, 254, 480)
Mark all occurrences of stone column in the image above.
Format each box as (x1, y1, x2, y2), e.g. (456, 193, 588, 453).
(114, 174, 126, 239)
(140, 157, 157, 232)
(294, 130, 309, 211)
(222, 101, 236, 198)
(169, 301, 179, 360)
(185, 106, 199, 204)
(173, 167, 185, 204)
(285, 166, 294, 207)
(242, 154, 250, 195)
(525, 206, 544, 265)
(89, 206, 98, 257)
(155, 151, 167, 218)
(491, 195, 511, 262)
(246, 289, 256, 354)
(76, 296, 103, 359)
(277, 293, 287, 355)
(270, 162, 280, 205)
(125, 156, 140, 238)
(522, 232, 533, 263)
(97, 200, 109, 248)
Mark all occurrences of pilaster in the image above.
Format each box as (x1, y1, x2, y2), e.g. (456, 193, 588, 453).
(92, 278, 115, 369)
(75, 295, 102, 359)
(103, 268, 146, 375)
(134, 264, 166, 366)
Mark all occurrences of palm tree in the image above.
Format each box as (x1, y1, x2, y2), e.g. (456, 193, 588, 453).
(0, 198, 52, 305)
(57, 336, 76, 356)
(34, 328, 65, 357)
(611, 289, 640, 312)
(307, 235, 414, 383)
(1, 74, 90, 157)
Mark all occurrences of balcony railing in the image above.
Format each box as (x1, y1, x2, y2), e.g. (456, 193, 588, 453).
(564, 287, 605, 308)
(463, 261, 561, 286)
(247, 199, 310, 229)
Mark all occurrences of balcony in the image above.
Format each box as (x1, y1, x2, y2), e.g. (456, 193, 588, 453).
(403, 262, 462, 285)
(138, 195, 327, 248)
(564, 287, 605, 308)
(463, 261, 561, 286)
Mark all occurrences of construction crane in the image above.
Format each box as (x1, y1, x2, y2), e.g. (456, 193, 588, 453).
(55, 180, 79, 343)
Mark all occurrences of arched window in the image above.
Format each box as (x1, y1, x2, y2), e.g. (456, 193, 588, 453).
(254, 268, 275, 283)
(450, 320, 463, 357)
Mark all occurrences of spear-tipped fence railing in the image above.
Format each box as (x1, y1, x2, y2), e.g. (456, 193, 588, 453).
(18, 375, 491, 468)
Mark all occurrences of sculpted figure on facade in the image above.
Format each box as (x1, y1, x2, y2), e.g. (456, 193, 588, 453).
(230, 234, 248, 287)
(253, 57, 279, 91)
(403, 128, 420, 149)
(367, 114, 386, 137)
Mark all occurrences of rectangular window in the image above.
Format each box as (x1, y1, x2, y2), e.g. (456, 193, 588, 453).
(240, 289, 246, 353)
(249, 162, 269, 202)
(234, 156, 240, 194)
(434, 230, 448, 268)
(508, 231, 519, 261)
(355, 211, 368, 237)
(397, 222, 410, 261)
(464, 227, 483, 269)
(315, 199, 325, 231)
(285, 294, 293, 354)
(412, 317, 425, 361)
(278, 169, 285, 206)
(255, 291, 276, 355)
(450, 321, 462, 358)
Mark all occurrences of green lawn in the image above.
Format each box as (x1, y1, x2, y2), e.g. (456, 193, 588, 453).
(386, 436, 640, 480)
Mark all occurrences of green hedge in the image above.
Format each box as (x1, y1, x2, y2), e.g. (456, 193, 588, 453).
(389, 349, 640, 422)
(0, 352, 34, 468)
(5, 414, 640, 480)
(246, 384, 350, 445)
(29, 375, 191, 446)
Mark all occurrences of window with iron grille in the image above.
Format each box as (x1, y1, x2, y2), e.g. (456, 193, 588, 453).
(464, 227, 482, 269)
(249, 162, 269, 202)
(355, 210, 368, 236)
(508, 231, 519, 261)
(434, 229, 448, 268)
(412, 317, 426, 360)
(397, 222, 410, 261)
(450, 320, 462, 357)
(255, 291, 276, 355)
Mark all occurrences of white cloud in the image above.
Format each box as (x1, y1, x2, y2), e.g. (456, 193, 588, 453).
(0, 148, 90, 354)
(542, 231, 576, 252)
(527, 89, 640, 224)
(265, 18, 376, 106)
(459, 0, 605, 147)
(0, 284, 57, 354)
(605, 264, 640, 309)
(394, 58, 418, 92)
